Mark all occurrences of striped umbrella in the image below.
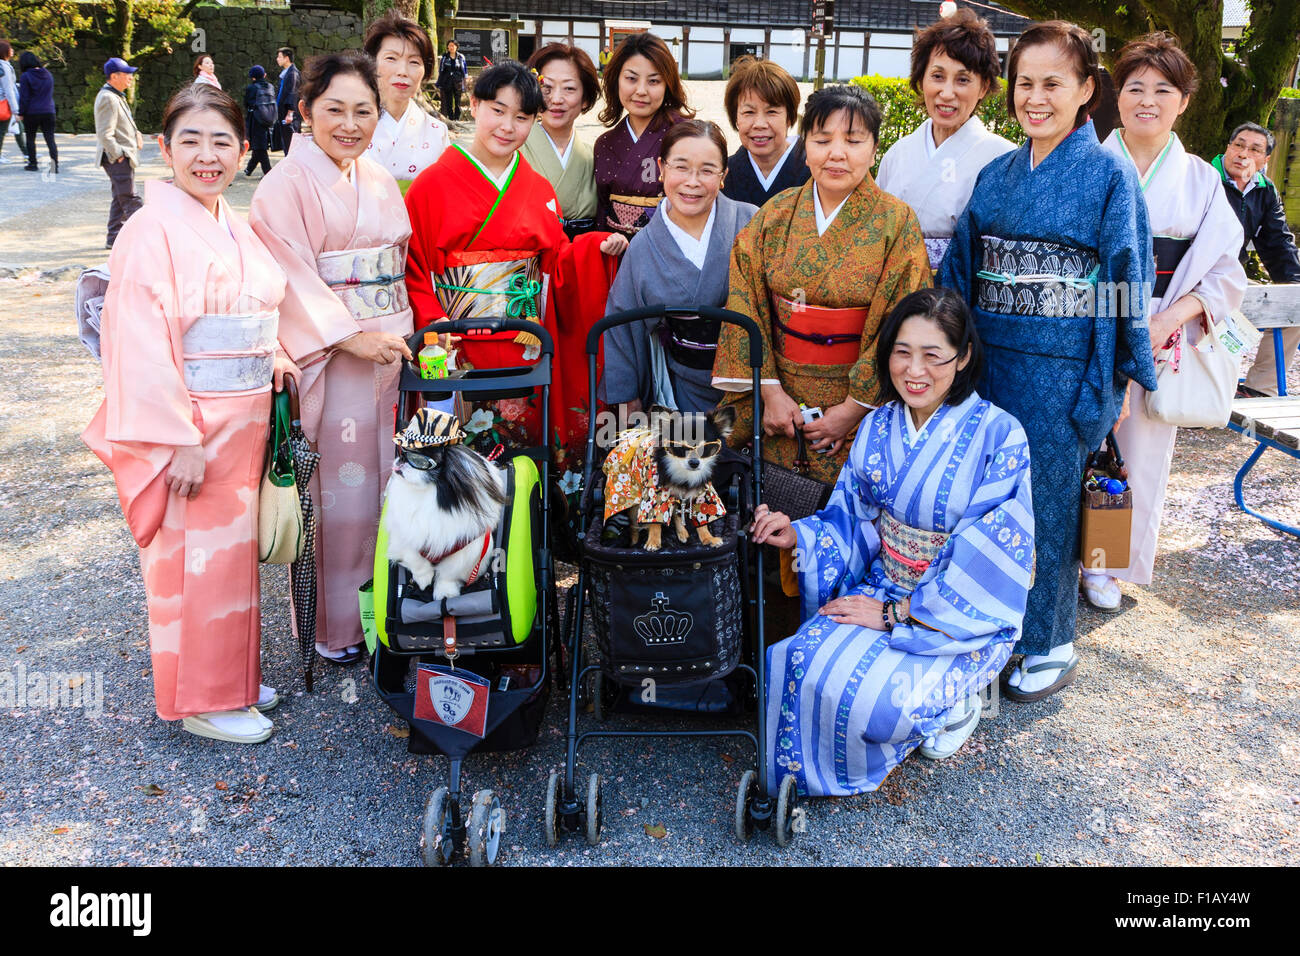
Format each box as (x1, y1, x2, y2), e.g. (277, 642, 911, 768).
(285, 379, 321, 691)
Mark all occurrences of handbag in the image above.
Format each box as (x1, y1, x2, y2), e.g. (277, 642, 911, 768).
(753, 431, 833, 521)
(259, 387, 304, 564)
(1079, 430, 1132, 570)
(0, 99, 10, 122)
(1145, 313, 1246, 428)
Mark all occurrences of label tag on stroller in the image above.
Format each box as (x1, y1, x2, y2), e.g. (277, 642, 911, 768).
(414, 664, 490, 738)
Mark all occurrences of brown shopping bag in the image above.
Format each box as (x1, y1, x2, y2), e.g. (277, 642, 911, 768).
(1080, 430, 1132, 570)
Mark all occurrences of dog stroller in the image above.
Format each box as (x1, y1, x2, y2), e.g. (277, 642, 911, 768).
(542, 305, 800, 850)
(366, 317, 559, 866)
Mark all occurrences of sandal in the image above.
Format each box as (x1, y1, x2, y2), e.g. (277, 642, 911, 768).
(316, 643, 364, 666)
(918, 694, 981, 760)
(182, 707, 273, 744)
(256, 684, 282, 712)
(1001, 653, 1079, 703)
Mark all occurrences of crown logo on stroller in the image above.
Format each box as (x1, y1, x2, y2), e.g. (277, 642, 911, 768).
(632, 592, 693, 646)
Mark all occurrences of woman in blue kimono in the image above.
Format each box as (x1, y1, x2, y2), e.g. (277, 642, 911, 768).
(937, 20, 1157, 701)
(752, 288, 1034, 796)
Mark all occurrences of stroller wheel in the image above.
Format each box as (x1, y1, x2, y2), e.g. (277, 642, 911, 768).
(774, 773, 799, 849)
(468, 789, 504, 867)
(734, 770, 759, 842)
(543, 771, 562, 848)
(584, 773, 603, 846)
(421, 786, 453, 866)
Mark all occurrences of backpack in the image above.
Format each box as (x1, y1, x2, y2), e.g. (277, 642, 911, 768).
(251, 83, 277, 128)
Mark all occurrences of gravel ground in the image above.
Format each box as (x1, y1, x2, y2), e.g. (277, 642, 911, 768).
(1, 83, 1297, 867)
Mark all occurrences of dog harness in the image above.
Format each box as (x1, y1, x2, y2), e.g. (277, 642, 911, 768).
(420, 530, 492, 586)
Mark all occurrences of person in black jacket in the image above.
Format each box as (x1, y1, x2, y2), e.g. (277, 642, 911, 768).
(17, 50, 57, 173)
(436, 40, 466, 121)
(1215, 122, 1300, 395)
(273, 47, 300, 153)
(243, 65, 275, 176)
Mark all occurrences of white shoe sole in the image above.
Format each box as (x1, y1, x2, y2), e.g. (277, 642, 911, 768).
(182, 710, 272, 744)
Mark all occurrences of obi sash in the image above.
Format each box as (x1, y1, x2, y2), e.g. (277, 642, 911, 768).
(770, 293, 868, 366)
(317, 243, 409, 321)
(181, 310, 279, 393)
(658, 313, 721, 370)
(433, 251, 544, 348)
(607, 193, 661, 236)
(877, 512, 950, 592)
(974, 236, 1100, 317)
(1152, 236, 1191, 300)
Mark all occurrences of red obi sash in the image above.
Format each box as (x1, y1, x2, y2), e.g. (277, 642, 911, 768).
(770, 293, 868, 366)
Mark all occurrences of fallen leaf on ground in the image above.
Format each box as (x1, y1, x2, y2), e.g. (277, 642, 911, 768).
(385, 724, 410, 738)
(215, 781, 228, 791)
(67, 676, 84, 689)
(644, 823, 667, 839)
(15, 645, 27, 653)
(52, 827, 69, 834)
(137, 783, 165, 796)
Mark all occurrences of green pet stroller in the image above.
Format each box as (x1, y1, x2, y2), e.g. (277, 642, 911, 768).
(365, 317, 560, 866)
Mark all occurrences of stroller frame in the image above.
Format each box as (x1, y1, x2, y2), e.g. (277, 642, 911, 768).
(371, 317, 559, 866)
(544, 305, 799, 849)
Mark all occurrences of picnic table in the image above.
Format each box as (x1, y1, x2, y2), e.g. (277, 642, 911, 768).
(1226, 398, 1300, 537)
(1242, 283, 1300, 396)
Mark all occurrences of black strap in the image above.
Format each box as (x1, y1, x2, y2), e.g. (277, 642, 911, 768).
(771, 311, 861, 347)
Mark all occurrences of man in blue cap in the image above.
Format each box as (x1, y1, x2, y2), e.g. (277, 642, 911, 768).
(94, 57, 145, 248)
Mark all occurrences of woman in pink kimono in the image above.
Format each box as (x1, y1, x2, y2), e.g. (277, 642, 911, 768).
(84, 84, 296, 744)
(250, 51, 416, 665)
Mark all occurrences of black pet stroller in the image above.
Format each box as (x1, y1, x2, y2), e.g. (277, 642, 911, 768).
(542, 305, 800, 850)
(366, 317, 559, 866)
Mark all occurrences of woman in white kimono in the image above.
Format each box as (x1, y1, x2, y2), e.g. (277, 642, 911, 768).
(1084, 34, 1246, 609)
(751, 288, 1034, 796)
(250, 51, 416, 665)
(523, 43, 600, 238)
(363, 10, 450, 193)
(875, 8, 1014, 270)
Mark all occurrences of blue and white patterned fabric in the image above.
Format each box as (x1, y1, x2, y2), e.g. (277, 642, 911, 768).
(766, 393, 1035, 797)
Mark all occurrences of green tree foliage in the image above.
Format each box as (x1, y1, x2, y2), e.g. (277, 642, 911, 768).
(0, 0, 91, 66)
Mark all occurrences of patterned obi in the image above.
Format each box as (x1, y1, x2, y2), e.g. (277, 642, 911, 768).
(877, 512, 950, 592)
(181, 310, 279, 393)
(317, 244, 409, 321)
(924, 237, 951, 272)
(1152, 236, 1191, 300)
(770, 293, 868, 366)
(434, 251, 544, 348)
(658, 313, 721, 370)
(607, 193, 661, 236)
(974, 236, 1099, 317)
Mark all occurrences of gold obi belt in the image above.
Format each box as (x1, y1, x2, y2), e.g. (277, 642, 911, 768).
(433, 250, 544, 348)
(607, 193, 661, 235)
(878, 512, 950, 592)
(770, 293, 868, 367)
(181, 310, 279, 393)
(316, 244, 409, 321)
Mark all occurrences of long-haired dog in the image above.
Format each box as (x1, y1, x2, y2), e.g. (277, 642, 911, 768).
(383, 410, 508, 600)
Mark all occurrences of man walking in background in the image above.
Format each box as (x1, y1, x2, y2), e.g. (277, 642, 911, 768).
(94, 57, 144, 249)
(274, 47, 300, 153)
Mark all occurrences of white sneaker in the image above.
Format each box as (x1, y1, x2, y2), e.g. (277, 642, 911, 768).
(1080, 571, 1121, 612)
(919, 693, 981, 760)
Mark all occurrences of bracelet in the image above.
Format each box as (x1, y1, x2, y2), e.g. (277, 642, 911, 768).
(882, 600, 895, 631)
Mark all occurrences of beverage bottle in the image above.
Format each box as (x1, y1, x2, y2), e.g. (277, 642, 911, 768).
(418, 332, 447, 380)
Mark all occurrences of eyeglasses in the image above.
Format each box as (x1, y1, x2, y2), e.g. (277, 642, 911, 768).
(663, 161, 723, 182)
(664, 439, 723, 459)
(400, 448, 437, 470)
(1228, 139, 1268, 158)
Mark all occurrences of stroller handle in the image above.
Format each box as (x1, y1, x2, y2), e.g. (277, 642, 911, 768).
(585, 305, 763, 369)
(407, 317, 555, 357)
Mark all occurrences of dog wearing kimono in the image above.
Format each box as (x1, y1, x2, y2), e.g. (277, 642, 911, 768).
(384, 408, 507, 600)
(602, 405, 734, 551)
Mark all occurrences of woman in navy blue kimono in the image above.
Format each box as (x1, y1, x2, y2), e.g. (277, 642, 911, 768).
(937, 20, 1157, 701)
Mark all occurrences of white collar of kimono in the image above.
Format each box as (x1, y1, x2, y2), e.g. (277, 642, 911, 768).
(812, 184, 849, 236)
(460, 146, 519, 191)
(1114, 129, 1178, 192)
(748, 135, 797, 191)
(901, 391, 978, 446)
(542, 126, 574, 170)
(904, 404, 940, 446)
(658, 196, 717, 271)
(625, 116, 640, 143)
(922, 114, 986, 160)
(214, 197, 233, 236)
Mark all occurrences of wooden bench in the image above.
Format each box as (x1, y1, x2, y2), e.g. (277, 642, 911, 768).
(1240, 284, 1300, 395)
(1226, 397, 1300, 537)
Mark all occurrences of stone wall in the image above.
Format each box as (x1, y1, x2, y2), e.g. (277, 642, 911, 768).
(55, 6, 367, 134)
(1267, 97, 1300, 233)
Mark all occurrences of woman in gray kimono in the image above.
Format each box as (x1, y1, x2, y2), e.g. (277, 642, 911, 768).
(600, 120, 758, 414)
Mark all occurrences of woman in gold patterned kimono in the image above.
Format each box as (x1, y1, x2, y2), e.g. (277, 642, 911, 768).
(712, 84, 931, 484)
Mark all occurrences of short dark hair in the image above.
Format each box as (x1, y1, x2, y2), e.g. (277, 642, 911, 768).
(528, 42, 601, 113)
(909, 8, 1002, 107)
(1112, 32, 1198, 98)
(1006, 20, 1101, 129)
(161, 83, 246, 145)
(799, 84, 882, 143)
(874, 287, 984, 408)
(1229, 121, 1275, 155)
(277, 48, 294, 61)
(18, 50, 41, 72)
(299, 50, 380, 113)
(724, 56, 801, 130)
(599, 31, 695, 128)
(472, 59, 545, 115)
(363, 10, 434, 81)
(659, 118, 729, 168)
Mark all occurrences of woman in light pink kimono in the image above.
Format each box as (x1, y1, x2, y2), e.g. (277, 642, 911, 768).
(83, 84, 296, 744)
(250, 51, 415, 664)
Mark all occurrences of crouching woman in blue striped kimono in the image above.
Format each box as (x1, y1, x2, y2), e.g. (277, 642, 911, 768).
(751, 288, 1035, 797)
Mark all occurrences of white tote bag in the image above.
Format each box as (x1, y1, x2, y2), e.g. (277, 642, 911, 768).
(1145, 312, 1254, 428)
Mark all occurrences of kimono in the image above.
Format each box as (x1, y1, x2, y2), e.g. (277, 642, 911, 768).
(768, 394, 1034, 796)
(521, 123, 598, 229)
(83, 180, 288, 720)
(722, 138, 810, 209)
(602, 428, 725, 526)
(594, 114, 679, 238)
(404, 144, 617, 483)
(367, 99, 451, 194)
(249, 135, 415, 652)
(600, 193, 758, 413)
(937, 119, 1158, 655)
(1101, 130, 1246, 584)
(712, 178, 932, 482)
(876, 116, 1015, 269)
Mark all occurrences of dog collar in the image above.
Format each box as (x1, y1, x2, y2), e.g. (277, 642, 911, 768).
(420, 530, 492, 585)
